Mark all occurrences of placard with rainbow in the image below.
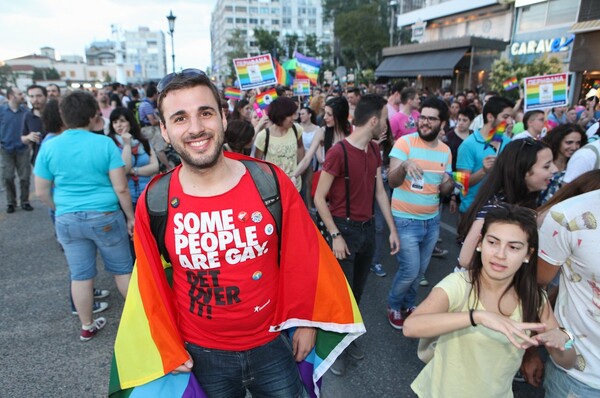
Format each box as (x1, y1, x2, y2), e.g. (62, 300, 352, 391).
(233, 54, 277, 90)
(524, 73, 568, 112)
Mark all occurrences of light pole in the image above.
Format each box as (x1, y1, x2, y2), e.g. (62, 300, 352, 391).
(167, 10, 176, 73)
(389, 0, 398, 47)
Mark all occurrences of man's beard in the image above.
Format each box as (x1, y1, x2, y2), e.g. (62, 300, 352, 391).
(172, 132, 225, 170)
(418, 126, 441, 142)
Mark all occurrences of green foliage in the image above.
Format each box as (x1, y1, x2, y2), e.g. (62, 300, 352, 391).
(489, 55, 563, 101)
(284, 33, 299, 59)
(334, 3, 388, 70)
(304, 34, 319, 58)
(0, 65, 16, 87)
(253, 28, 284, 59)
(225, 29, 248, 81)
(32, 67, 60, 81)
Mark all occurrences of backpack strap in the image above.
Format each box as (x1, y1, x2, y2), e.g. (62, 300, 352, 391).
(146, 170, 174, 265)
(339, 141, 351, 220)
(584, 143, 600, 169)
(263, 128, 270, 160)
(146, 160, 283, 266)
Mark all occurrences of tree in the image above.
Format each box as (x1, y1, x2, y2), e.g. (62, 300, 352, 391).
(334, 3, 388, 70)
(253, 28, 283, 59)
(32, 67, 60, 81)
(0, 65, 16, 87)
(304, 34, 319, 58)
(225, 29, 248, 81)
(489, 55, 563, 101)
(284, 33, 299, 59)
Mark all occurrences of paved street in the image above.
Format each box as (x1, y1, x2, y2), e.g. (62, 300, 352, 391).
(0, 190, 544, 397)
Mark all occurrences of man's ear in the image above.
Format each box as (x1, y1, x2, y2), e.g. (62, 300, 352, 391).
(160, 121, 170, 144)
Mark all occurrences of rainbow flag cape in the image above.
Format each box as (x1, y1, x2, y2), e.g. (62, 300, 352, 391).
(450, 171, 470, 196)
(274, 58, 293, 86)
(483, 120, 507, 148)
(256, 88, 278, 109)
(503, 76, 519, 91)
(109, 152, 365, 398)
(294, 51, 321, 86)
(224, 87, 241, 100)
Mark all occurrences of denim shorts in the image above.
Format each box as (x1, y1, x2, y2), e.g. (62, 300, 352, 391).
(55, 211, 132, 280)
(544, 360, 600, 398)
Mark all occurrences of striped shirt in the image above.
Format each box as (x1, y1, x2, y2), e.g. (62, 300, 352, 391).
(390, 133, 452, 220)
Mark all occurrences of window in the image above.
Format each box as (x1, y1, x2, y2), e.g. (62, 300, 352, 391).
(282, 6, 291, 15)
(70, 71, 75, 77)
(236, 18, 247, 24)
(283, 18, 292, 27)
(308, 19, 316, 28)
(236, 6, 247, 12)
(250, 7, 258, 14)
(225, 5, 233, 11)
(271, 8, 279, 14)
(260, 7, 269, 14)
(60, 71, 66, 77)
(226, 17, 233, 23)
(249, 18, 258, 24)
(273, 19, 279, 25)
(518, 0, 578, 31)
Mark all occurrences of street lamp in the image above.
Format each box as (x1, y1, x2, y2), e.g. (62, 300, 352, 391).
(389, 0, 398, 47)
(167, 10, 176, 73)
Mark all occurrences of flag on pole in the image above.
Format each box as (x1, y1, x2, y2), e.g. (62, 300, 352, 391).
(256, 88, 279, 109)
(224, 87, 242, 100)
(274, 59, 293, 86)
(483, 121, 507, 148)
(294, 52, 321, 86)
(502, 76, 519, 91)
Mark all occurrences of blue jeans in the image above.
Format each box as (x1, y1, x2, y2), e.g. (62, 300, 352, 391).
(185, 334, 307, 398)
(55, 211, 132, 281)
(371, 184, 391, 266)
(388, 214, 440, 310)
(544, 360, 600, 398)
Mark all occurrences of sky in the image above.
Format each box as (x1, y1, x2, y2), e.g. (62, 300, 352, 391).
(0, 0, 217, 72)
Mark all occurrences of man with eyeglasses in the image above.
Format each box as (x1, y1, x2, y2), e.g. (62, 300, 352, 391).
(386, 97, 454, 330)
(578, 89, 600, 130)
(111, 70, 364, 397)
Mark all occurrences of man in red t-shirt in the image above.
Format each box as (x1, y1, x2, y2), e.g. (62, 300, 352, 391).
(154, 72, 316, 397)
(314, 94, 400, 375)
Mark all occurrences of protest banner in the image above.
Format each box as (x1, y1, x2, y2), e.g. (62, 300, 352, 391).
(524, 73, 568, 112)
(233, 54, 277, 90)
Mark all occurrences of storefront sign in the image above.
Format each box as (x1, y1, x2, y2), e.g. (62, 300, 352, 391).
(510, 35, 574, 56)
(524, 73, 568, 112)
(412, 20, 426, 44)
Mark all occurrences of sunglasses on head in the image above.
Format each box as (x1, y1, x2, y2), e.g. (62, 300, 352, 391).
(157, 68, 207, 93)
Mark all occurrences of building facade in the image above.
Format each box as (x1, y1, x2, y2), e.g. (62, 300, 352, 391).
(210, 0, 333, 86)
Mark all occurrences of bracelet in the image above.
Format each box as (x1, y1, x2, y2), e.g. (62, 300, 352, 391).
(558, 327, 574, 350)
(330, 231, 341, 239)
(469, 309, 477, 327)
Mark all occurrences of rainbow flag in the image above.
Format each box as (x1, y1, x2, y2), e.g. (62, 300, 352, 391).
(483, 120, 507, 148)
(295, 51, 321, 86)
(524, 73, 568, 111)
(224, 87, 241, 100)
(233, 54, 277, 90)
(109, 152, 365, 398)
(503, 76, 519, 91)
(450, 171, 470, 196)
(256, 88, 278, 110)
(274, 58, 293, 87)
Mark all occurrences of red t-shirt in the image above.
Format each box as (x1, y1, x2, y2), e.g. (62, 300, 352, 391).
(165, 167, 280, 351)
(322, 139, 382, 221)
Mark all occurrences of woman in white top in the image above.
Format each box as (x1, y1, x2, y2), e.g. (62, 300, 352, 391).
(299, 106, 320, 208)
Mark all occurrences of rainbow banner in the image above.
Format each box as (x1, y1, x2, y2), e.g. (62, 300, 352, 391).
(483, 120, 507, 148)
(450, 171, 470, 196)
(294, 79, 311, 96)
(109, 152, 365, 397)
(524, 73, 568, 112)
(502, 76, 519, 91)
(233, 54, 277, 90)
(256, 88, 278, 110)
(274, 58, 293, 87)
(294, 51, 321, 86)
(224, 87, 241, 100)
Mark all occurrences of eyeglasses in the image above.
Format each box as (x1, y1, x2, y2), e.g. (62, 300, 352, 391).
(518, 137, 537, 150)
(418, 115, 441, 123)
(157, 68, 207, 93)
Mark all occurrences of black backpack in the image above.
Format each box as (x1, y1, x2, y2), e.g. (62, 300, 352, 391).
(145, 159, 282, 265)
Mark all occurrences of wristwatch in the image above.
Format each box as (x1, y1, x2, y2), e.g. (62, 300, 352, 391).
(559, 327, 575, 350)
(330, 231, 341, 239)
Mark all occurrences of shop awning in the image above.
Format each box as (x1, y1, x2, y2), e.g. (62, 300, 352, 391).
(569, 20, 600, 34)
(375, 48, 467, 77)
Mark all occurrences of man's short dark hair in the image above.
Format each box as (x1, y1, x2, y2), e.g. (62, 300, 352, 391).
(146, 85, 158, 98)
(112, 82, 120, 91)
(420, 97, 449, 123)
(353, 94, 386, 127)
(523, 110, 544, 130)
(267, 96, 297, 126)
(400, 87, 417, 104)
(347, 87, 361, 96)
(47, 83, 60, 94)
(60, 91, 99, 128)
(157, 73, 222, 123)
(458, 107, 476, 121)
(6, 87, 19, 99)
(27, 84, 47, 97)
(482, 96, 515, 124)
(390, 81, 407, 95)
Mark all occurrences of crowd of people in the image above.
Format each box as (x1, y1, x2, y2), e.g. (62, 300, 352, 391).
(1, 73, 599, 397)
